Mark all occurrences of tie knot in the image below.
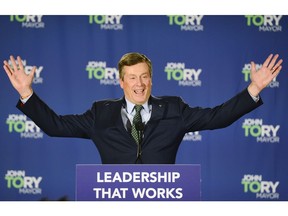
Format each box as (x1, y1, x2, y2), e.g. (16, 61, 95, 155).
(134, 105, 143, 113)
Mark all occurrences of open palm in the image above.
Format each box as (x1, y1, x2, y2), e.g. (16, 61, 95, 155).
(3, 56, 36, 98)
(249, 54, 283, 96)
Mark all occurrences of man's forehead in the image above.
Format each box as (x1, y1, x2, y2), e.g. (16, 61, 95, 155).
(123, 63, 149, 74)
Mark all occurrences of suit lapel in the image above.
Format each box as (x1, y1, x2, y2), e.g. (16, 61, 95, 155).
(112, 97, 137, 143)
(143, 96, 167, 142)
(104, 98, 129, 134)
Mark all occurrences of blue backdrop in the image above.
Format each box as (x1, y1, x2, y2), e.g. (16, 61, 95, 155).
(0, 15, 287, 201)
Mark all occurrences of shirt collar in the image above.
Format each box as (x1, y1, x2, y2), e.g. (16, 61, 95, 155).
(125, 98, 150, 114)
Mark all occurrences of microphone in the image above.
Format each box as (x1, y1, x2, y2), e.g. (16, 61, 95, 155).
(135, 122, 145, 164)
(135, 122, 145, 134)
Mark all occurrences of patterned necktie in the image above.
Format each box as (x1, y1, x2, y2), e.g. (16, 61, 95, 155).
(131, 105, 143, 144)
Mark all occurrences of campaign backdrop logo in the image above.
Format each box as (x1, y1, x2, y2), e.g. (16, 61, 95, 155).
(8, 59, 44, 84)
(167, 15, 204, 31)
(242, 118, 280, 143)
(242, 63, 279, 88)
(10, 15, 45, 28)
(183, 131, 202, 142)
(86, 60, 119, 85)
(5, 170, 43, 195)
(89, 15, 123, 30)
(164, 62, 202, 87)
(6, 114, 43, 139)
(245, 15, 282, 32)
(241, 174, 280, 200)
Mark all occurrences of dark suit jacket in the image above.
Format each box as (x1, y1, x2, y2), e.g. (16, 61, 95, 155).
(17, 88, 262, 164)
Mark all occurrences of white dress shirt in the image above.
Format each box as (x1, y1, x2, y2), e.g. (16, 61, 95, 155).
(121, 98, 152, 131)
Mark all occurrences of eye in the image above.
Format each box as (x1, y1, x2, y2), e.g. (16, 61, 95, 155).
(128, 76, 136, 80)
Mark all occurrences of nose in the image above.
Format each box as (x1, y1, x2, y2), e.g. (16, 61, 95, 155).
(136, 77, 144, 86)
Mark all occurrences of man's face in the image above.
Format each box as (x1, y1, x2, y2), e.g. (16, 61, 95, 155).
(120, 62, 152, 105)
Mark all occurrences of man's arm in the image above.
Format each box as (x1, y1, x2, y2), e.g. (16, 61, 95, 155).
(3, 55, 93, 138)
(182, 54, 283, 132)
(182, 88, 263, 132)
(16, 92, 93, 138)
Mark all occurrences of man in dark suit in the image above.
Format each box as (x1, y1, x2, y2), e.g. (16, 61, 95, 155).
(3, 53, 283, 164)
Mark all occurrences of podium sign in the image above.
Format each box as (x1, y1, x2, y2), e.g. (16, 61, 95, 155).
(76, 164, 201, 201)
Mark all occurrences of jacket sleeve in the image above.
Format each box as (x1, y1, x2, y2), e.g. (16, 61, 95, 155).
(16, 93, 94, 138)
(181, 88, 263, 132)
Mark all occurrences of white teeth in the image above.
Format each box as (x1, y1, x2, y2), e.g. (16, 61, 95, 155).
(134, 90, 144, 94)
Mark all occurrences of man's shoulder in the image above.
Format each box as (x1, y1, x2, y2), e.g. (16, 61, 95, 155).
(92, 97, 123, 107)
(150, 95, 182, 103)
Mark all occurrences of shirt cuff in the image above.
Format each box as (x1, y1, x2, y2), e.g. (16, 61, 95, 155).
(20, 93, 33, 104)
(248, 90, 260, 102)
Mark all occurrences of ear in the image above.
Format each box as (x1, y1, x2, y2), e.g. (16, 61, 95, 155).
(119, 78, 124, 89)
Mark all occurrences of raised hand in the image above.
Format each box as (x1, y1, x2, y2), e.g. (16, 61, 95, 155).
(248, 54, 283, 97)
(3, 55, 36, 99)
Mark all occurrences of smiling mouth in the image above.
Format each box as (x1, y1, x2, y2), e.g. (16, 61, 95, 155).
(134, 89, 144, 94)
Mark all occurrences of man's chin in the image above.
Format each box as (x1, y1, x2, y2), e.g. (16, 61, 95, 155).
(133, 97, 147, 105)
